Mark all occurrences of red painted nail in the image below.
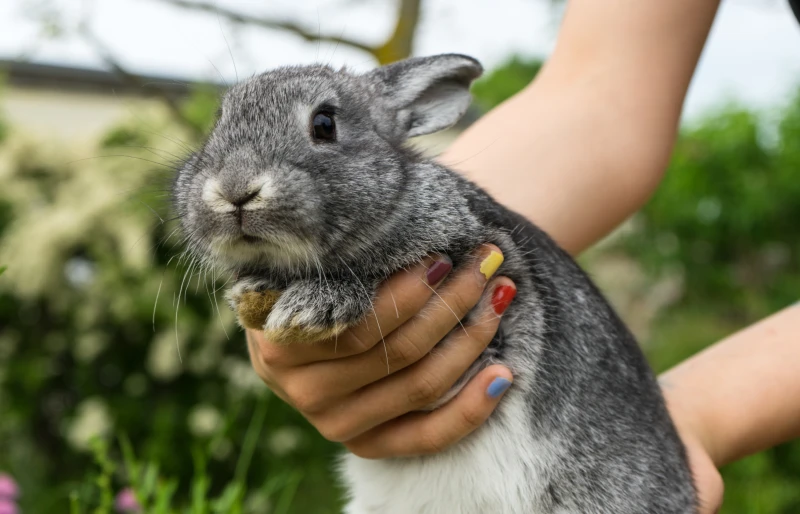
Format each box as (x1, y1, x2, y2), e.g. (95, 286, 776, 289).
(491, 285, 516, 315)
(426, 257, 452, 285)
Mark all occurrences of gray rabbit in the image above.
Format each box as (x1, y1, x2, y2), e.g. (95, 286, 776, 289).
(173, 54, 697, 513)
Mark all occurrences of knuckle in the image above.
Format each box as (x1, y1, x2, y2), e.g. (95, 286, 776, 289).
(458, 405, 486, 431)
(283, 381, 324, 414)
(386, 331, 426, 367)
(407, 371, 446, 408)
(440, 291, 476, 319)
(344, 331, 374, 355)
(419, 428, 450, 455)
(394, 287, 430, 317)
(256, 343, 285, 367)
(316, 418, 352, 443)
(464, 317, 499, 345)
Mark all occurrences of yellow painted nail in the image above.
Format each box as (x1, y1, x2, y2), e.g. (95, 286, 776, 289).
(479, 251, 504, 280)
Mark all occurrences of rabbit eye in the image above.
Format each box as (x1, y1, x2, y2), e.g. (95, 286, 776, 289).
(312, 112, 336, 141)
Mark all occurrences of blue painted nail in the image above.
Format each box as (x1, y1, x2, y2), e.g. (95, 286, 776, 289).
(487, 377, 512, 399)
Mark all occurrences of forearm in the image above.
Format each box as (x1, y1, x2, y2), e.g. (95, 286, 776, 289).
(441, 0, 720, 255)
(660, 305, 800, 467)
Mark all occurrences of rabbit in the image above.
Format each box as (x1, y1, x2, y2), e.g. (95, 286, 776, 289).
(172, 54, 697, 514)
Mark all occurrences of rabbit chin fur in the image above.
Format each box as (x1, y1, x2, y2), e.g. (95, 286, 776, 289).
(174, 54, 697, 513)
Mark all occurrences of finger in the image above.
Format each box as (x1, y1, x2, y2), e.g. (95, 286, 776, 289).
(248, 254, 452, 368)
(344, 365, 514, 458)
(682, 433, 724, 514)
(246, 330, 290, 401)
(298, 251, 507, 400)
(337, 246, 499, 352)
(311, 278, 515, 441)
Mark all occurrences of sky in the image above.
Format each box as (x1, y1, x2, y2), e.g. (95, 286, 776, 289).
(1, 0, 800, 121)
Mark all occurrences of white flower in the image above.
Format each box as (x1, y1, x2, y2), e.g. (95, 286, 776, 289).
(220, 356, 268, 396)
(268, 427, 302, 456)
(65, 397, 112, 450)
(146, 331, 183, 381)
(73, 331, 107, 363)
(64, 257, 96, 288)
(188, 404, 221, 437)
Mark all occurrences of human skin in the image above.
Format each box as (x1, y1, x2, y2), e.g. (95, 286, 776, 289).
(660, 305, 800, 469)
(246, 0, 798, 512)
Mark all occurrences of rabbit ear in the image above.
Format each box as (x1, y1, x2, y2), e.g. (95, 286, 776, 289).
(367, 54, 483, 138)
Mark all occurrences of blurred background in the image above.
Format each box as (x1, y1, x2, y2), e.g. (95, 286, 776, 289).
(0, 0, 799, 512)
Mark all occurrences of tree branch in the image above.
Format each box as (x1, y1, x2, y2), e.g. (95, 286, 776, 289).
(375, 0, 421, 64)
(153, 0, 379, 58)
(78, 24, 204, 138)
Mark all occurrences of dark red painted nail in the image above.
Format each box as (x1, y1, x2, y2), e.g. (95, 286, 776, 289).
(426, 257, 452, 285)
(491, 285, 516, 315)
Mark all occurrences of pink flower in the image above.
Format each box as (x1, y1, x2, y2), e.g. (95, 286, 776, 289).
(0, 499, 18, 514)
(0, 475, 18, 501)
(114, 488, 140, 513)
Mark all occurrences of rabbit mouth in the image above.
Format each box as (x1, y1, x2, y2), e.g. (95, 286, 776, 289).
(209, 231, 319, 272)
(241, 234, 262, 244)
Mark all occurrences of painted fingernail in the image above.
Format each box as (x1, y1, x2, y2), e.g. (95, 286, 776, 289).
(426, 257, 452, 285)
(491, 285, 517, 315)
(479, 251, 504, 280)
(487, 377, 512, 399)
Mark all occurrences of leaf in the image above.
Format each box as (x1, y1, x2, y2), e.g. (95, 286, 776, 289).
(233, 395, 269, 485)
(209, 483, 244, 513)
(272, 471, 303, 514)
(152, 479, 179, 514)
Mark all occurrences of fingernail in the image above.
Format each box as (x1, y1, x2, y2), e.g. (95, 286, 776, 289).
(479, 251, 504, 280)
(491, 284, 517, 315)
(487, 377, 512, 399)
(425, 257, 452, 285)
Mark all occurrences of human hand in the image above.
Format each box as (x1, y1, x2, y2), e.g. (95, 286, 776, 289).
(663, 385, 724, 514)
(245, 245, 516, 457)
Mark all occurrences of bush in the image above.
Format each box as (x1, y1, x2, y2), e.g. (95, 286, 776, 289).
(471, 55, 543, 112)
(0, 91, 342, 513)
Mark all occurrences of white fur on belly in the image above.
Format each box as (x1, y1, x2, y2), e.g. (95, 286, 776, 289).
(339, 393, 561, 514)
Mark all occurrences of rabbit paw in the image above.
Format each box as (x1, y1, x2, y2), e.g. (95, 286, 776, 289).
(263, 279, 373, 345)
(228, 278, 283, 330)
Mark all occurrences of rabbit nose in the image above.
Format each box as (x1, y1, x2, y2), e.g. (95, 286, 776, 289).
(227, 190, 259, 207)
(202, 176, 273, 214)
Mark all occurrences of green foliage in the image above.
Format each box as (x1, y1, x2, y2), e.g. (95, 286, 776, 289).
(0, 74, 8, 143)
(623, 96, 800, 318)
(0, 88, 342, 513)
(181, 85, 223, 136)
(0, 115, 7, 144)
(470, 55, 543, 112)
(100, 126, 150, 149)
(69, 427, 304, 514)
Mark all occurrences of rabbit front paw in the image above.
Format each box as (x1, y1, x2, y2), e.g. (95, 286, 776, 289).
(228, 277, 283, 330)
(263, 279, 372, 345)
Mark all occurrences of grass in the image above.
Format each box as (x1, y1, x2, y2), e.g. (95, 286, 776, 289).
(69, 396, 303, 514)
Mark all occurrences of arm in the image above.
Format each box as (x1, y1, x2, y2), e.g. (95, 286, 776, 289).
(661, 305, 800, 467)
(442, 0, 720, 255)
